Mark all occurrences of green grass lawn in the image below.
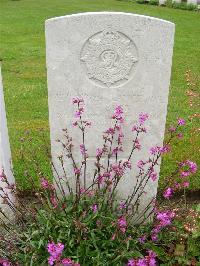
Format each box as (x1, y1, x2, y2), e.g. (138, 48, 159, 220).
(0, 0, 199, 190)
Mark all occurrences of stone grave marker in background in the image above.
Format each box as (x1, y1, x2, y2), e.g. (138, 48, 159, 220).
(45, 12, 175, 214)
(187, 0, 198, 5)
(0, 63, 15, 217)
(159, 0, 167, 5)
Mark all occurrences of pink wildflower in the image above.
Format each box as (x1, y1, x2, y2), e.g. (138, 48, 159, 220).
(105, 127, 115, 135)
(127, 259, 137, 266)
(151, 233, 158, 242)
(123, 160, 132, 169)
(72, 97, 84, 104)
(159, 145, 170, 154)
(149, 146, 158, 155)
(112, 147, 123, 155)
(48, 256, 55, 266)
(112, 105, 124, 122)
(72, 121, 78, 127)
(96, 148, 103, 157)
(178, 118, 185, 126)
(111, 233, 116, 241)
(80, 188, 86, 194)
(0, 259, 12, 266)
(50, 196, 58, 209)
(87, 190, 95, 197)
(103, 172, 111, 178)
(74, 107, 84, 118)
(168, 127, 176, 132)
(62, 258, 73, 266)
(181, 171, 190, 177)
(41, 177, 49, 189)
(183, 181, 189, 187)
(80, 144, 87, 156)
(147, 250, 157, 266)
(134, 138, 141, 150)
(150, 172, 157, 182)
(118, 217, 127, 227)
(157, 211, 175, 227)
(111, 163, 124, 177)
(118, 216, 127, 233)
(175, 182, 181, 189)
(83, 120, 91, 127)
(97, 175, 104, 185)
(119, 201, 126, 209)
(139, 112, 149, 125)
(163, 187, 173, 199)
(177, 133, 183, 139)
(74, 168, 81, 175)
(47, 242, 64, 259)
(137, 258, 147, 266)
(91, 204, 98, 213)
(137, 160, 145, 169)
(138, 235, 146, 244)
(180, 160, 197, 177)
(187, 160, 197, 173)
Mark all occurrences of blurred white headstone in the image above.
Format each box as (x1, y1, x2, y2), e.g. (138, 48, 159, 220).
(159, 0, 166, 5)
(187, 0, 197, 4)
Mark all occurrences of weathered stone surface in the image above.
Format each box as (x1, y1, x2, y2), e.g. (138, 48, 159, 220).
(45, 12, 175, 213)
(0, 63, 15, 217)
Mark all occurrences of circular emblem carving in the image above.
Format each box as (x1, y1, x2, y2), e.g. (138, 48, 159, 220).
(80, 30, 138, 87)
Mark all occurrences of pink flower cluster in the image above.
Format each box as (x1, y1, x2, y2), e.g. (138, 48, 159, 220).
(179, 160, 197, 177)
(47, 242, 64, 265)
(149, 145, 170, 156)
(163, 187, 173, 199)
(139, 112, 149, 125)
(96, 148, 103, 157)
(112, 105, 124, 123)
(119, 201, 126, 210)
(72, 97, 91, 128)
(151, 210, 175, 241)
(132, 112, 149, 134)
(47, 242, 80, 266)
(80, 144, 87, 157)
(127, 250, 157, 266)
(118, 216, 127, 233)
(41, 177, 50, 189)
(162, 160, 197, 199)
(110, 160, 132, 180)
(177, 118, 185, 126)
(0, 258, 11, 266)
(74, 167, 81, 175)
(91, 204, 98, 213)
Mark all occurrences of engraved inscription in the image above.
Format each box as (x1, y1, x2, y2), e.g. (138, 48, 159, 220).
(80, 30, 138, 87)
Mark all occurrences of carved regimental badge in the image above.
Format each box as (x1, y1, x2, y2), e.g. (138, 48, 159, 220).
(81, 30, 138, 87)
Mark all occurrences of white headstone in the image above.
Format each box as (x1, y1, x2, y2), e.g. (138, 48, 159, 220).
(0, 63, 15, 218)
(46, 12, 175, 214)
(159, 0, 166, 5)
(187, 0, 197, 4)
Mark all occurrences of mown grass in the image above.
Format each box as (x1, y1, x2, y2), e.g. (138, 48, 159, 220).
(0, 0, 199, 189)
